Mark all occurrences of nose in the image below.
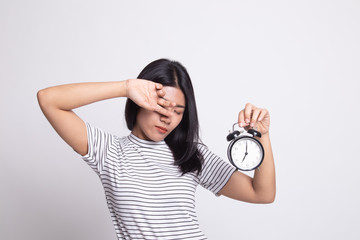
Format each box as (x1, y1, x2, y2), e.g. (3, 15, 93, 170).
(160, 112, 172, 125)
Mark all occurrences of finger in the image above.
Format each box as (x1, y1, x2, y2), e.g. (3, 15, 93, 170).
(258, 108, 268, 122)
(155, 83, 163, 90)
(157, 97, 173, 108)
(238, 110, 249, 127)
(238, 110, 244, 126)
(250, 108, 261, 127)
(157, 88, 166, 98)
(154, 105, 171, 117)
(244, 103, 254, 124)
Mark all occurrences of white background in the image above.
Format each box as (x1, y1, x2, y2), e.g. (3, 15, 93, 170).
(1, 0, 359, 239)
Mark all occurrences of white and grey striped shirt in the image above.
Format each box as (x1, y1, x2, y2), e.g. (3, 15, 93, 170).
(81, 122, 236, 240)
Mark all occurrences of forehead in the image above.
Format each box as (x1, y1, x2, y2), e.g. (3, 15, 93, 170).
(163, 86, 186, 106)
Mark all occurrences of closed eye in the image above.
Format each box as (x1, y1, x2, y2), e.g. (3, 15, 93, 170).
(174, 110, 184, 115)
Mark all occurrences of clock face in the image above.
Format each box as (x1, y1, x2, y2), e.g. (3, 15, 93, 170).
(228, 136, 264, 171)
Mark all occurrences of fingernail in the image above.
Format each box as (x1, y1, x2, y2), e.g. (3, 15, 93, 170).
(246, 119, 250, 123)
(239, 122, 243, 127)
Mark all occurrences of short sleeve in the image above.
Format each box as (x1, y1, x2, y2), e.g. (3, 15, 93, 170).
(198, 145, 237, 196)
(80, 122, 114, 176)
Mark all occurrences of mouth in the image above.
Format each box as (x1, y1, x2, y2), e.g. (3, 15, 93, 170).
(155, 126, 168, 134)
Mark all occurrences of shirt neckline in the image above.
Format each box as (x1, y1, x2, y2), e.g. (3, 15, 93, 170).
(128, 133, 168, 149)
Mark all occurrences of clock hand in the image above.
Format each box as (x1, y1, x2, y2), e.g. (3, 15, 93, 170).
(242, 142, 248, 162)
(242, 153, 247, 162)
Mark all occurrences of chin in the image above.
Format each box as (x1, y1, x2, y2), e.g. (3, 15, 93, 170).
(151, 134, 167, 142)
(144, 131, 168, 142)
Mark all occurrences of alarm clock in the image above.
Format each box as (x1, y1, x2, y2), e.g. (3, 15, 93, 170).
(226, 123, 264, 171)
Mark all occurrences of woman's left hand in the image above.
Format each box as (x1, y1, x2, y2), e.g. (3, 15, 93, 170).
(238, 103, 270, 135)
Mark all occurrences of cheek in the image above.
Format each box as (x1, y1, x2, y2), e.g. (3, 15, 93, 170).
(172, 115, 184, 128)
(137, 110, 156, 127)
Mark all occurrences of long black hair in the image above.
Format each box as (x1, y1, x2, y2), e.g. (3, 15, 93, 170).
(125, 58, 204, 176)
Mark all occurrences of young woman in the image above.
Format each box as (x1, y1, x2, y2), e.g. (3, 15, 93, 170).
(37, 59, 275, 240)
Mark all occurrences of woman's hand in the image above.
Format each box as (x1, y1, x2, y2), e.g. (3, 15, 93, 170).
(126, 79, 175, 117)
(238, 103, 270, 135)
(220, 103, 275, 203)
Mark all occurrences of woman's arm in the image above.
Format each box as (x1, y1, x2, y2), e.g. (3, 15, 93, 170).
(218, 103, 276, 203)
(37, 80, 174, 155)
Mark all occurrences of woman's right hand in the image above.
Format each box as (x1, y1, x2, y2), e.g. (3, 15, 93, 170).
(126, 79, 175, 117)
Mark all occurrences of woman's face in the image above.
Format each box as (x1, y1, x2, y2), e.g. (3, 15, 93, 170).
(132, 86, 186, 142)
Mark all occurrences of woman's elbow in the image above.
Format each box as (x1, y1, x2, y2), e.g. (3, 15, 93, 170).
(253, 191, 276, 204)
(260, 192, 276, 204)
(37, 88, 52, 109)
(37, 89, 45, 103)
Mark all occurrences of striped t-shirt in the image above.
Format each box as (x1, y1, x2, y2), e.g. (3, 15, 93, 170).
(81, 122, 236, 240)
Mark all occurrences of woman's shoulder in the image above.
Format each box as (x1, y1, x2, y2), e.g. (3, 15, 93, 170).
(196, 142, 208, 152)
(84, 122, 130, 146)
(196, 142, 215, 160)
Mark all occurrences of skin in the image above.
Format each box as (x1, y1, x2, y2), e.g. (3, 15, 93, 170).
(132, 86, 186, 142)
(37, 78, 275, 204)
(218, 103, 276, 203)
(37, 79, 174, 156)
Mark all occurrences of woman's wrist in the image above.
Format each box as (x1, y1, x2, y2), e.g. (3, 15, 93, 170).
(124, 79, 132, 98)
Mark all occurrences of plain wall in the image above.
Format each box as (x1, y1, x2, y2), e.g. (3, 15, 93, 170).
(1, 0, 359, 239)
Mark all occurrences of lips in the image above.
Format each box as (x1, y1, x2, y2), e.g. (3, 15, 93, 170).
(155, 126, 168, 134)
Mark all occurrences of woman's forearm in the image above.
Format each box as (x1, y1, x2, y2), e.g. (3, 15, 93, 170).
(252, 133, 276, 202)
(37, 80, 128, 110)
(37, 78, 176, 156)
